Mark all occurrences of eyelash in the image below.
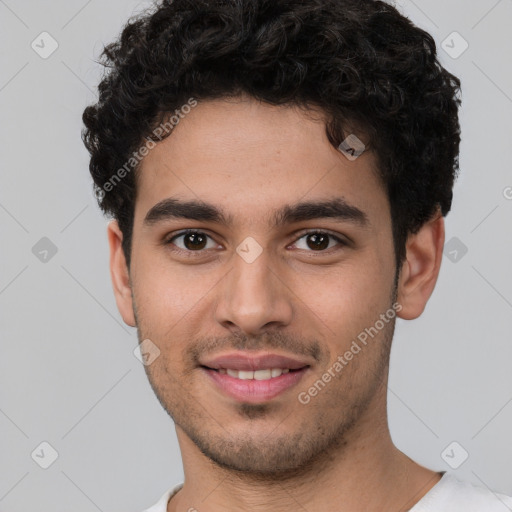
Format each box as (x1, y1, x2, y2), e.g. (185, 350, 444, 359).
(164, 229, 348, 256)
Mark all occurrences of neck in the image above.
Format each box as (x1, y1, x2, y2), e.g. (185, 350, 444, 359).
(167, 397, 441, 512)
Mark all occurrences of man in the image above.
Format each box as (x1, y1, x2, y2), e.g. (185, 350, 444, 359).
(82, 0, 512, 510)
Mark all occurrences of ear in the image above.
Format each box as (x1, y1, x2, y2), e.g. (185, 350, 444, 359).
(107, 220, 136, 327)
(396, 211, 445, 320)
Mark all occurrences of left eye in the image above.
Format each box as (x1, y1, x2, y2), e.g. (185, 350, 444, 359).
(166, 229, 346, 254)
(291, 231, 346, 252)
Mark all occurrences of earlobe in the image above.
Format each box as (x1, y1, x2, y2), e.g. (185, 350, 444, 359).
(396, 212, 445, 320)
(107, 220, 136, 327)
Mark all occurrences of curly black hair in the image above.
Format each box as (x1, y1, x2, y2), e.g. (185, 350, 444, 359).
(82, 0, 461, 271)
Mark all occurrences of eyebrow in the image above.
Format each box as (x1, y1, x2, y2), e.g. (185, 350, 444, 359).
(143, 196, 369, 229)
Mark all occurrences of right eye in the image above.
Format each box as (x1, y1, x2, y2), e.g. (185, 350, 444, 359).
(165, 229, 221, 254)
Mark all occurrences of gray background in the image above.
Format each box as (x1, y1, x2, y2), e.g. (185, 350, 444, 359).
(0, 0, 511, 510)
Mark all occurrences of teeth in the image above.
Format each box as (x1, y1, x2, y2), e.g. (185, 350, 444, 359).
(254, 369, 271, 380)
(218, 368, 291, 380)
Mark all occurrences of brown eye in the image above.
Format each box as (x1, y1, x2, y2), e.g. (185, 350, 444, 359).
(182, 232, 207, 250)
(167, 230, 216, 252)
(292, 231, 346, 252)
(305, 232, 330, 250)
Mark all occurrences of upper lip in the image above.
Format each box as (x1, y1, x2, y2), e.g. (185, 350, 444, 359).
(200, 351, 312, 371)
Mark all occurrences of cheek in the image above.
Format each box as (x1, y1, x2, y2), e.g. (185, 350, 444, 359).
(298, 257, 393, 344)
(131, 258, 202, 335)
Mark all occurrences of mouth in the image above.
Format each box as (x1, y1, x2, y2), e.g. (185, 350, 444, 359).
(200, 364, 310, 403)
(202, 366, 305, 380)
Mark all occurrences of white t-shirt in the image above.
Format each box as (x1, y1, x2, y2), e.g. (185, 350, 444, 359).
(143, 472, 512, 512)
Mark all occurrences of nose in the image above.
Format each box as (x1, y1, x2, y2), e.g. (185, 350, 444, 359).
(214, 244, 294, 337)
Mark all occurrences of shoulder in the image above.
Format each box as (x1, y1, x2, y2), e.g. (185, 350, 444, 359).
(412, 473, 512, 512)
(142, 483, 184, 512)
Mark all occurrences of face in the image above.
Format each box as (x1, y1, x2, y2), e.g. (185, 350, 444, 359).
(117, 96, 403, 477)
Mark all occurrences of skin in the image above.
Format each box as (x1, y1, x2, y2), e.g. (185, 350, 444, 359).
(108, 95, 445, 511)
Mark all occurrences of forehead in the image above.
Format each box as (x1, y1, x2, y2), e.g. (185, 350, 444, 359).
(134, 97, 389, 229)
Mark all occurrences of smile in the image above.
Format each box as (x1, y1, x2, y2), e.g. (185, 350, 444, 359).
(202, 366, 309, 403)
(216, 368, 292, 380)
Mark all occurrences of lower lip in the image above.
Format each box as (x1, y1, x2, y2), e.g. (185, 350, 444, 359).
(202, 367, 309, 403)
